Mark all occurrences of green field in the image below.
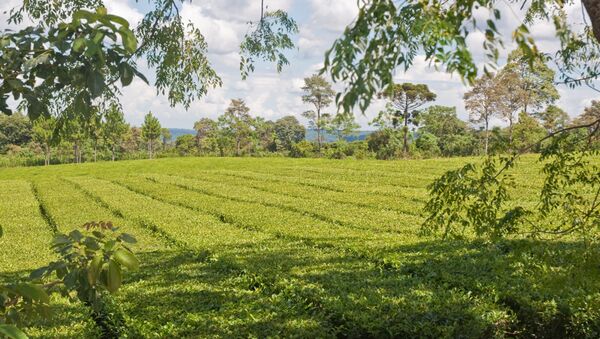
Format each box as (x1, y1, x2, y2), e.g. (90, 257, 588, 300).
(1, 156, 599, 338)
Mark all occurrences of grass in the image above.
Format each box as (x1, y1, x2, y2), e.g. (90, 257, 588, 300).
(1, 156, 600, 338)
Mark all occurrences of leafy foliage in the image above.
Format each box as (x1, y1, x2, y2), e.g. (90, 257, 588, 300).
(0, 7, 143, 119)
(324, 0, 600, 112)
(422, 123, 600, 244)
(240, 10, 299, 80)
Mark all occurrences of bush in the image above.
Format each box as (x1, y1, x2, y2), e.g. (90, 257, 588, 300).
(290, 140, 316, 158)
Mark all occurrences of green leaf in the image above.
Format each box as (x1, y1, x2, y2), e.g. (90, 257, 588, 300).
(113, 249, 139, 271)
(106, 259, 122, 293)
(87, 70, 105, 98)
(87, 255, 103, 286)
(16, 283, 49, 303)
(119, 233, 137, 244)
(118, 62, 134, 86)
(73, 37, 86, 53)
(29, 266, 48, 280)
(118, 27, 137, 54)
(0, 324, 28, 339)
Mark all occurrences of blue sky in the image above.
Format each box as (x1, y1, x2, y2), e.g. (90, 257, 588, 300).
(1, 0, 597, 129)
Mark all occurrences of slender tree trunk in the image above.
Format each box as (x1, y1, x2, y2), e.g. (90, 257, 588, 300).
(316, 107, 322, 150)
(93, 141, 97, 162)
(44, 143, 50, 166)
(73, 144, 77, 164)
(484, 117, 489, 155)
(148, 141, 152, 159)
(402, 108, 409, 155)
(111, 145, 116, 161)
(508, 115, 514, 150)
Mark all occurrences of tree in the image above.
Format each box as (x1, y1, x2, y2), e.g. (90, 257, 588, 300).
(31, 116, 57, 165)
(161, 128, 172, 147)
(103, 104, 128, 161)
(327, 113, 359, 141)
(512, 112, 547, 152)
(253, 117, 277, 153)
(193, 118, 219, 154)
(574, 100, 600, 143)
(463, 75, 504, 154)
(0, 113, 32, 152)
(60, 117, 87, 163)
(325, 1, 600, 113)
(536, 105, 570, 134)
(503, 49, 559, 115)
(376, 83, 436, 154)
(218, 99, 254, 156)
(122, 127, 144, 155)
(301, 74, 335, 150)
(274, 116, 306, 151)
(419, 105, 477, 156)
(175, 134, 196, 156)
(2, 2, 297, 121)
(86, 111, 103, 162)
(141, 112, 161, 159)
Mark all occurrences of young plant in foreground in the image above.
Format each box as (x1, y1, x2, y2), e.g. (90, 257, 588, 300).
(1, 221, 140, 338)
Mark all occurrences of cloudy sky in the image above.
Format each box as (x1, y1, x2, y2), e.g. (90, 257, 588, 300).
(1, 0, 597, 129)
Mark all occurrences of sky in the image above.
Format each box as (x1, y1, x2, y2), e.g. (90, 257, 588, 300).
(1, 0, 598, 129)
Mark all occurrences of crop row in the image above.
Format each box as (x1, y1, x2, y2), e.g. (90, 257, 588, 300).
(172, 170, 426, 215)
(67, 176, 512, 337)
(145, 173, 424, 235)
(37, 178, 337, 337)
(0, 180, 54, 273)
(0, 180, 100, 338)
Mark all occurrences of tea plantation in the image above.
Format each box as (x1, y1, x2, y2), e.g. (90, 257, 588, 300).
(1, 156, 599, 338)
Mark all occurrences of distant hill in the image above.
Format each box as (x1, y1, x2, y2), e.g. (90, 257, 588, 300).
(169, 128, 196, 140)
(168, 128, 373, 142)
(305, 129, 374, 142)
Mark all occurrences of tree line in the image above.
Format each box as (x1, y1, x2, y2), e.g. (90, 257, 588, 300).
(1, 52, 599, 166)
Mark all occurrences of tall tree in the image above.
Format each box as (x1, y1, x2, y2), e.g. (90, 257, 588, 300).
(103, 104, 128, 161)
(536, 105, 570, 134)
(31, 115, 57, 165)
(141, 112, 162, 159)
(193, 117, 219, 154)
(503, 49, 559, 115)
(327, 113, 359, 141)
(377, 83, 436, 154)
(274, 116, 305, 151)
(60, 117, 87, 163)
(253, 117, 277, 153)
(463, 75, 504, 155)
(419, 105, 477, 156)
(301, 74, 335, 150)
(0, 113, 32, 152)
(218, 99, 254, 156)
(86, 111, 102, 162)
(161, 128, 172, 147)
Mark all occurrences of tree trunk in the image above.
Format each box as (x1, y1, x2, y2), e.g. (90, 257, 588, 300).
(93, 142, 97, 162)
(583, 0, 600, 43)
(45, 143, 50, 166)
(148, 141, 152, 159)
(508, 116, 514, 146)
(316, 107, 322, 150)
(402, 108, 409, 155)
(73, 144, 78, 164)
(111, 145, 116, 161)
(484, 118, 489, 155)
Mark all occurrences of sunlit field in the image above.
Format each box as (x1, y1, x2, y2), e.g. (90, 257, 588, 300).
(1, 156, 600, 338)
